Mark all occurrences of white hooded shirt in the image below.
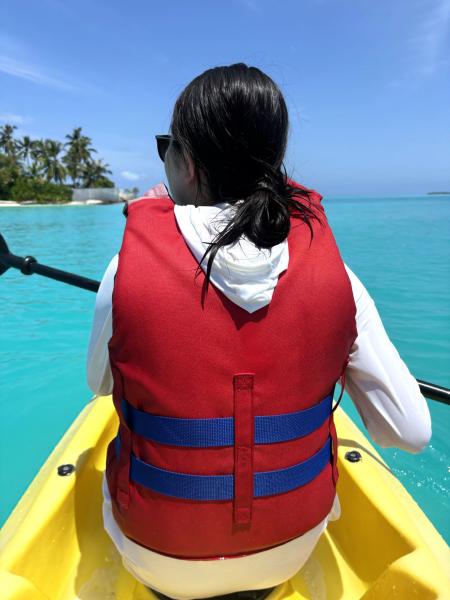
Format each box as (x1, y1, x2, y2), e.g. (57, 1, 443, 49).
(87, 189, 432, 600)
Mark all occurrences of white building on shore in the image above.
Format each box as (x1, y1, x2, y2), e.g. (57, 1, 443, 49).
(72, 188, 122, 203)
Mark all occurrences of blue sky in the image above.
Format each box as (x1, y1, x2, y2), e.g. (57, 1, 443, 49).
(1, 0, 449, 197)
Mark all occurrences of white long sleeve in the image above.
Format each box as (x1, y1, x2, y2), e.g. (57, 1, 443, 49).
(85, 193, 432, 598)
(86, 249, 432, 598)
(86, 258, 431, 455)
(86, 254, 117, 397)
(343, 266, 432, 454)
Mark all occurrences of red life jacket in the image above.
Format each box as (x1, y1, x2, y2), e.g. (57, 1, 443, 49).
(105, 178, 358, 560)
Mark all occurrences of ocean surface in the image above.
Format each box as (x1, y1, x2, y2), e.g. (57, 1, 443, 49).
(0, 194, 449, 544)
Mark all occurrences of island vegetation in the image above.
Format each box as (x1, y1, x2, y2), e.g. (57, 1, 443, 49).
(0, 124, 115, 203)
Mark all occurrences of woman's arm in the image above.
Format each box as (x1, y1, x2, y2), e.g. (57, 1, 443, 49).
(343, 264, 432, 454)
(86, 254, 118, 396)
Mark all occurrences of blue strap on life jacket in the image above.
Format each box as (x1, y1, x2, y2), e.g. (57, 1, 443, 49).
(120, 390, 334, 448)
(114, 388, 336, 500)
(114, 434, 332, 500)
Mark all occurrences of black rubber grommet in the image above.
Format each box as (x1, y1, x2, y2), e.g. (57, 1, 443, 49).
(345, 450, 362, 462)
(57, 464, 75, 476)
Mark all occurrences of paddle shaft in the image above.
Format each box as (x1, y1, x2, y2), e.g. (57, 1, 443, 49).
(1, 235, 449, 405)
(0, 245, 100, 293)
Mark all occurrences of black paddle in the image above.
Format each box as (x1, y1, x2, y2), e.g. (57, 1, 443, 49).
(1, 232, 449, 405)
(0, 232, 99, 293)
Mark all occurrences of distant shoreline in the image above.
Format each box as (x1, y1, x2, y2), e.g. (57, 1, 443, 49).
(0, 200, 124, 207)
(1, 193, 449, 208)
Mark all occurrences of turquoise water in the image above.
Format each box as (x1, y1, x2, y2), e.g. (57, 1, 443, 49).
(1, 196, 449, 544)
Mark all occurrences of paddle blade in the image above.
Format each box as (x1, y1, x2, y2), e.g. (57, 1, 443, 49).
(0, 233, 11, 275)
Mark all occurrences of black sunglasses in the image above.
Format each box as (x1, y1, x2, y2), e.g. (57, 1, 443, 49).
(155, 134, 174, 163)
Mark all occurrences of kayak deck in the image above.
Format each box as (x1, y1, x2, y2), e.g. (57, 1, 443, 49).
(1, 395, 449, 600)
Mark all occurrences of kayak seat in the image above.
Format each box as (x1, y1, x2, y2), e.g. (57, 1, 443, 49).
(147, 585, 278, 600)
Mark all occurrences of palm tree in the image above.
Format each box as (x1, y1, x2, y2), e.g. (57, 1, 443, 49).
(18, 136, 35, 171)
(81, 159, 113, 187)
(28, 159, 43, 179)
(38, 139, 67, 184)
(0, 152, 22, 198)
(63, 127, 97, 187)
(0, 124, 18, 157)
(28, 139, 45, 179)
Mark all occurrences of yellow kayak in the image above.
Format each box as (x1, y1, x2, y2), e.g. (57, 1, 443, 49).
(1, 394, 449, 600)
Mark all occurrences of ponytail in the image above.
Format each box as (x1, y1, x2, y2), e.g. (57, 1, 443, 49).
(195, 163, 325, 299)
(169, 62, 326, 300)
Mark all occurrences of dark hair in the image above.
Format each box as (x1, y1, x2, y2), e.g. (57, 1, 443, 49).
(170, 63, 325, 300)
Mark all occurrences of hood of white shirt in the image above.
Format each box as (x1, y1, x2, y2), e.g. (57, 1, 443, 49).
(173, 201, 289, 314)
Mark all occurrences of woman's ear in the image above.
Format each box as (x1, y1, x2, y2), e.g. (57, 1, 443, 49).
(185, 152, 197, 184)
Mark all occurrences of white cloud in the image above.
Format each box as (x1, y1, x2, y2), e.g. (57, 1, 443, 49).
(0, 112, 28, 124)
(121, 170, 141, 181)
(387, 0, 450, 88)
(0, 33, 95, 93)
(407, 0, 450, 77)
(0, 55, 81, 92)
